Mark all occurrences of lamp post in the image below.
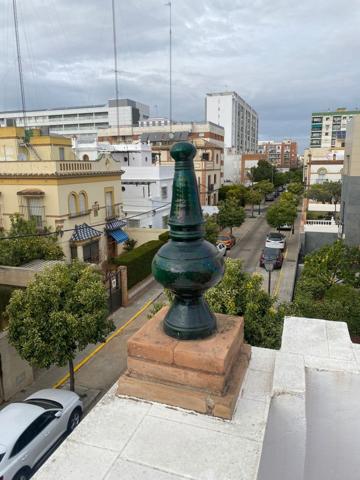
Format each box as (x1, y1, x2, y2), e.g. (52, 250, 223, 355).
(264, 259, 275, 295)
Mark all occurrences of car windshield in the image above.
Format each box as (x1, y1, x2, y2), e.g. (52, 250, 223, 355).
(263, 248, 280, 258)
(267, 233, 284, 240)
(24, 398, 63, 410)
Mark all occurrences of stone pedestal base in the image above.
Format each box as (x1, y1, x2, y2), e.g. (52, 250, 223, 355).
(117, 307, 251, 419)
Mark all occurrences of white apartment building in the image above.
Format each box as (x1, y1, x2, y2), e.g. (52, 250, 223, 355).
(74, 141, 173, 229)
(205, 92, 258, 183)
(0, 99, 150, 141)
(310, 108, 360, 149)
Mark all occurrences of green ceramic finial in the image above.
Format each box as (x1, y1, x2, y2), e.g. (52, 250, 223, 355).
(152, 141, 224, 340)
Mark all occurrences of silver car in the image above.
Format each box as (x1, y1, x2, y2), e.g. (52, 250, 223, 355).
(0, 389, 83, 480)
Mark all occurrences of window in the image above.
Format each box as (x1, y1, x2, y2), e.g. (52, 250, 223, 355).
(59, 147, 65, 161)
(161, 186, 168, 200)
(216, 154, 219, 163)
(78, 192, 88, 214)
(27, 197, 44, 227)
(82, 154, 89, 161)
(105, 190, 114, 218)
(162, 215, 169, 228)
(214, 174, 217, 185)
(128, 219, 140, 228)
(68, 193, 77, 216)
(83, 240, 100, 263)
(11, 412, 55, 457)
(70, 245, 78, 260)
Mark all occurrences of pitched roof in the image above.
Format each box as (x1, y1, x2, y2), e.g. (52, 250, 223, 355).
(70, 223, 102, 242)
(105, 219, 127, 231)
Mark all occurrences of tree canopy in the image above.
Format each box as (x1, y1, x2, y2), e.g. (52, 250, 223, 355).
(217, 197, 246, 234)
(203, 214, 220, 245)
(205, 258, 283, 348)
(266, 200, 297, 229)
(7, 262, 114, 391)
(218, 184, 247, 206)
(287, 182, 304, 195)
(291, 241, 360, 336)
(253, 179, 274, 196)
(0, 215, 63, 266)
(305, 181, 341, 205)
(250, 160, 276, 183)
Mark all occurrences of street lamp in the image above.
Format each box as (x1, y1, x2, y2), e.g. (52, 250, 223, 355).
(264, 259, 275, 295)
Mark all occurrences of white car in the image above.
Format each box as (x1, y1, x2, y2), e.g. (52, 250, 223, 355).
(0, 389, 83, 480)
(265, 232, 287, 250)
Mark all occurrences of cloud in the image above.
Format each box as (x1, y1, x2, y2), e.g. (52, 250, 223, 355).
(1, 0, 360, 151)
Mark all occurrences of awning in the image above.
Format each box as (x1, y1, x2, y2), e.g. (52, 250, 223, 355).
(17, 188, 45, 196)
(108, 229, 129, 244)
(105, 219, 127, 231)
(70, 223, 102, 242)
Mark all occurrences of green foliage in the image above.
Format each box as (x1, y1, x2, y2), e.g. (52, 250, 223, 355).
(113, 240, 164, 289)
(217, 197, 246, 234)
(204, 214, 220, 245)
(0, 215, 64, 266)
(287, 182, 304, 195)
(123, 238, 137, 252)
(253, 180, 274, 196)
(158, 230, 170, 243)
(205, 259, 283, 348)
(273, 172, 287, 188)
(292, 241, 360, 335)
(279, 191, 299, 206)
(218, 185, 247, 206)
(147, 300, 166, 319)
(266, 200, 297, 229)
(305, 181, 341, 205)
(245, 189, 263, 217)
(7, 262, 113, 390)
(287, 167, 303, 184)
(250, 160, 275, 183)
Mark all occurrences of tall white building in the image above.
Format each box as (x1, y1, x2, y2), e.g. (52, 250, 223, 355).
(73, 140, 173, 229)
(205, 92, 258, 183)
(0, 99, 150, 141)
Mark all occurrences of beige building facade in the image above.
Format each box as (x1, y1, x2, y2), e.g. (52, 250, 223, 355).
(0, 127, 125, 264)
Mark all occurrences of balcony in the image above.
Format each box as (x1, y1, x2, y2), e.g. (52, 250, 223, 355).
(105, 204, 120, 220)
(304, 219, 339, 233)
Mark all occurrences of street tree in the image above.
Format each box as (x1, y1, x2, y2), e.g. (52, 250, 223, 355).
(204, 214, 220, 245)
(287, 182, 304, 195)
(254, 179, 274, 196)
(250, 160, 275, 183)
(266, 201, 297, 230)
(205, 259, 283, 348)
(246, 188, 263, 217)
(305, 184, 332, 204)
(7, 262, 114, 391)
(279, 191, 299, 207)
(217, 197, 246, 234)
(226, 184, 248, 207)
(273, 172, 287, 188)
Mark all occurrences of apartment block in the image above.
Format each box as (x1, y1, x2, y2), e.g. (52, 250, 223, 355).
(258, 140, 298, 168)
(310, 108, 360, 149)
(205, 92, 258, 183)
(0, 99, 150, 141)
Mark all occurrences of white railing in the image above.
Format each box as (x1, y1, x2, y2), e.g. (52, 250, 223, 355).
(304, 218, 339, 233)
(306, 219, 335, 225)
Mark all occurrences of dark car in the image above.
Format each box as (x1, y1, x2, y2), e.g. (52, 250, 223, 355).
(265, 192, 275, 201)
(259, 247, 284, 269)
(216, 234, 236, 250)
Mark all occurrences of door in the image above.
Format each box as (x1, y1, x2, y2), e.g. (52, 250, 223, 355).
(107, 271, 121, 312)
(36, 411, 64, 460)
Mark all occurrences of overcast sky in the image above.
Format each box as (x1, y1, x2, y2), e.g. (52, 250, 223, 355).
(1, 0, 360, 152)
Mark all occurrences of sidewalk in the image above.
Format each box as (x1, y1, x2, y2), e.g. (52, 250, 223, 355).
(1, 280, 163, 412)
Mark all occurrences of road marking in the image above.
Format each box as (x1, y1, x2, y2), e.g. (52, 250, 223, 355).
(53, 293, 161, 389)
(273, 248, 288, 297)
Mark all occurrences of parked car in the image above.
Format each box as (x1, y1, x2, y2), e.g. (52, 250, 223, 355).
(216, 234, 236, 250)
(279, 223, 292, 231)
(0, 389, 83, 480)
(216, 242, 227, 256)
(265, 193, 275, 201)
(259, 247, 284, 269)
(265, 232, 287, 250)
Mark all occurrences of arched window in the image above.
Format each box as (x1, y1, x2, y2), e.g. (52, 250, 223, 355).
(82, 154, 89, 161)
(317, 168, 327, 184)
(79, 191, 88, 214)
(68, 193, 77, 216)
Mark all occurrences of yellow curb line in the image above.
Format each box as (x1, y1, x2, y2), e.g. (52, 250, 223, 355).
(53, 295, 160, 389)
(273, 247, 289, 297)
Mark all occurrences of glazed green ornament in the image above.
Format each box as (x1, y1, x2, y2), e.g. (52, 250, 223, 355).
(152, 142, 224, 339)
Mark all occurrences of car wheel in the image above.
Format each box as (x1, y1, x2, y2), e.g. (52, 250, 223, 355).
(13, 467, 31, 480)
(67, 407, 82, 433)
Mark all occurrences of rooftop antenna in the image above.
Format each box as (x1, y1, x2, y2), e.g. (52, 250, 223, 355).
(111, 0, 120, 139)
(12, 0, 27, 131)
(165, 2, 173, 139)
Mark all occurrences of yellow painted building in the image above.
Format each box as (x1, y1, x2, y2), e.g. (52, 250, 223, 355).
(0, 127, 125, 264)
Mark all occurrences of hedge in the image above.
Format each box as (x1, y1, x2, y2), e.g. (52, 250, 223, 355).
(158, 231, 169, 243)
(113, 240, 164, 289)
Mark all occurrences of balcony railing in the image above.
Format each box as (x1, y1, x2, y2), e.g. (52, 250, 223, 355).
(105, 205, 120, 220)
(19, 205, 46, 228)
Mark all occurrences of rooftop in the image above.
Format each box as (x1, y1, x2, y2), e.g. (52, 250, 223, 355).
(33, 316, 360, 480)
